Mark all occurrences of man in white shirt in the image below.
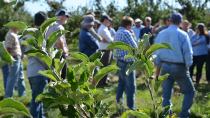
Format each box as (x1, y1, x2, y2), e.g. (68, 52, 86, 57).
(132, 18, 144, 41)
(45, 9, 70, 79)
(97, 14, 114, 87)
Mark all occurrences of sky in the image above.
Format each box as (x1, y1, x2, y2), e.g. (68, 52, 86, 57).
(24, 0, 128, 15)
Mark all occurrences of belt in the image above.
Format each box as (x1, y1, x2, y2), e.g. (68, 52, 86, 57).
(162, 61, 185, 66)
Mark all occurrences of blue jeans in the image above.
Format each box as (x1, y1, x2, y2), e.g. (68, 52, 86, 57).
(161, 63, 195, 118)
(2, 64, 9, 91)
(5, 56, 26, 98)
(29, 75, 48, 118)
(116, 60, 136, 110)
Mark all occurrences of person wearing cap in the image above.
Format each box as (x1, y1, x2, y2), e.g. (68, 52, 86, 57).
(154, 12, 195, 117)
(26, 11, 48, 118)
(4, 21, 26, 98)
(115, 16, 137, 110)
(79, 15, 99, 57)
(189, 23, 209, 85)
(45, 9, 69, 79)
(97, 14, 114, 87)
(181, 20, 195, 39)
(132, 18, 144, 41)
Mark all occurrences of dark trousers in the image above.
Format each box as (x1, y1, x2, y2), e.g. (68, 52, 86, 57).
(190, 55, 207, 84)
(61, 54, 67, 79)
(97, 50, 112, 87)
(206, 52, 210, 82)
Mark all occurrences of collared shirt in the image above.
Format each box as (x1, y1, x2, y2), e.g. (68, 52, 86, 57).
(45, 21, 68, 53)
(191, 34, 208, 56)
(4, 30, 22, 57)
(114, 27, 138, 62)
(132, 25, 144, 41)
(98, 24, 114, 50)
(154, 25, 193, 68)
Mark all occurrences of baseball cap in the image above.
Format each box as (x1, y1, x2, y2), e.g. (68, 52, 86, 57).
(101, 14, 112, 22)
(170, 12, 182, 24)
(55, 9, 70, 17)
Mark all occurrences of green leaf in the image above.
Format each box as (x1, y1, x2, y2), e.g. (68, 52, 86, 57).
(22, 37, 38, 48)
(22, 28, 38, 37)
(4, 21, 27, 30)
(53, 59, 66, 75)
(71, 52, 90, 63)
(25, 48, 47, 55)
(54, 49, 63, 59)
(38, 70, 58, 81)
(0, 98, 31, 117)
(0, 42, 14, 64)
(40, 17, 57, 34)
(145, 43, 171, 57)
(153, 73, 170, 93)
(94, 65, 119, 86)
(126, 60, 144, 75)
(46, 30, 69, 49)
(67, 66, 78, 91)
(89, 51, 102, 62)
(124, 54, 136, 60)
(28, 52, 52, 68)
(107, 41, 134, 54)
(121, 110, 149, 118)
(79, 69, 88, 85)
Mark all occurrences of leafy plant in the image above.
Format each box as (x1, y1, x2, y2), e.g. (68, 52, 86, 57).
(108, 34, 171, 118)
(0, 98, 31, 118)
(22, 18, 119, 117)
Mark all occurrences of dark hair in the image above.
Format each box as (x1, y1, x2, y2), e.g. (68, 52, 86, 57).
(34, 11, 48, 26)
(121, 16, 134, 27)
(196, 23, 210, 44)
(196, 23, 205, 35)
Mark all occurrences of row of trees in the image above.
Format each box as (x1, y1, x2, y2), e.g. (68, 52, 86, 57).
(0, 0, 210, 42)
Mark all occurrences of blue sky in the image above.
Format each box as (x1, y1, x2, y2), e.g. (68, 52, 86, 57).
(24, 0, 128, 15)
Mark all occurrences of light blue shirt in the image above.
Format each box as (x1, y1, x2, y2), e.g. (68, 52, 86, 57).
(132, 25, 144, 41)
(154, 25, 193, 68)
(191, 34, 208, 56)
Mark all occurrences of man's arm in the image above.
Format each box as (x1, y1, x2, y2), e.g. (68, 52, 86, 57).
(55, 36, 69, 57)
(182, 35, 193, 68)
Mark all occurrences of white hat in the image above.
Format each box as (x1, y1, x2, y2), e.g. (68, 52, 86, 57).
(135, 18, 142, 23)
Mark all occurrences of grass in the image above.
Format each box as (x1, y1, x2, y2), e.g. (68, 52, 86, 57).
(1, 64, 210, 118)
(1, 43, 210, 117)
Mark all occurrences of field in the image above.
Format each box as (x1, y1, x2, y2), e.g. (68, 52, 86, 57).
(1, 64, 210, 118)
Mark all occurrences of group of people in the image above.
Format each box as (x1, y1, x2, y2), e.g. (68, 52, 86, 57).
(1, 8, 210, 118)
(2, 9, 70, 118)
(79, 12, 210, 118)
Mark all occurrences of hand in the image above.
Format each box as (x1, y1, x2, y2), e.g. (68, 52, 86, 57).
(102, 38, 108, 43)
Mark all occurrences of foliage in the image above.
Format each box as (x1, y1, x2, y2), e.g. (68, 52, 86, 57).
(0, 42, 14, 65)
(0, 98, 31, 118)
(21, 18, 119, 117)
(0, 0, 32, 41)
(108, 34, 171, 118)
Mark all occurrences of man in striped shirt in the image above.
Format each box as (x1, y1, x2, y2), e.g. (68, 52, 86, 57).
(114, 16, 137, 110)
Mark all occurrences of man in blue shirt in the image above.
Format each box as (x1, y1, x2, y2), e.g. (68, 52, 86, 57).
(154, 12, 195, 118)
(115, 16, 138, 110)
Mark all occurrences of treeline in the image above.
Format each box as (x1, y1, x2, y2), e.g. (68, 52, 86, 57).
(0, 0, 210, 41)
